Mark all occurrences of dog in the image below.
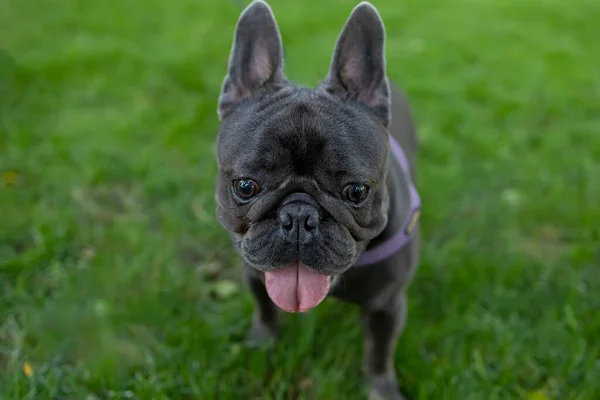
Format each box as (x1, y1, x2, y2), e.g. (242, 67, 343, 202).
(214, 1, 420, 399)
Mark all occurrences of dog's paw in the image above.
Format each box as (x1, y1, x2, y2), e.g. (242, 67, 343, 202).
(245, 320, 278, 348)
(368, 376, 406, 400)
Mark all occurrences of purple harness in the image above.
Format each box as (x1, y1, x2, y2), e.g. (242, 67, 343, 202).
(354, 135, 421, 267)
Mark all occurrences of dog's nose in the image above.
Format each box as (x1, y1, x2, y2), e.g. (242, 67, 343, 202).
(278, 203, 320, 235)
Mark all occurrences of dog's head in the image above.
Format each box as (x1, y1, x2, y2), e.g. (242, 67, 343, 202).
(215, 1, 391, 312)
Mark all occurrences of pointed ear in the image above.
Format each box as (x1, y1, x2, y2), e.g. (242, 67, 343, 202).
(323, 2, 391, 126)
(217, 0, 286, 120)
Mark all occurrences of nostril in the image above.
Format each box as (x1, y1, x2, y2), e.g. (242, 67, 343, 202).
(304, 213, 318, 231)
(279, 212, 293, 231)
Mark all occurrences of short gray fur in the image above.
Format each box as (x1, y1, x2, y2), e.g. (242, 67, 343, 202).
(214, 2, 420, 399)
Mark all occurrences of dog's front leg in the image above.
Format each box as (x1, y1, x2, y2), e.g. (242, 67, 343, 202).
(362, 292, 407, 400)
(243, 265, 280, 346)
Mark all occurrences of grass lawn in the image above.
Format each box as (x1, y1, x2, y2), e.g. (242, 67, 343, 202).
(1, 0, 599, 398)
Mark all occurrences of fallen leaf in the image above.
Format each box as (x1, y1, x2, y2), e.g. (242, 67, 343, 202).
(230, 343, 241, 356)
(211, 280, 239, 300)
(298, 377, 314, 390)
(82, 247, 96, 260)
(23, 362, 33, 377)
(526, 389, 550, 400)
(501, 188, 522, 208)
(1, 171, 21, 186)
(202, 261, 224, 279)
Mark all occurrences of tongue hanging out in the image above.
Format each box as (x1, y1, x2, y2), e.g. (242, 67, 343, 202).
(264, 262, 330, 313)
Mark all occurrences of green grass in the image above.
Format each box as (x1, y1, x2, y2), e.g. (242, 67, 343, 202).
(1, 0, 599, 398)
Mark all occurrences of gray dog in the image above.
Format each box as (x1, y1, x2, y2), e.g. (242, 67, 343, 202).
(215, 1, 420, 398)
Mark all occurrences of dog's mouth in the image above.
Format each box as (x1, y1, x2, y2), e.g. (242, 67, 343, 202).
(264, 262, 330, 313)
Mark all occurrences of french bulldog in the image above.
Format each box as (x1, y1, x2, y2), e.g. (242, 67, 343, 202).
(214, 1, 421, 399)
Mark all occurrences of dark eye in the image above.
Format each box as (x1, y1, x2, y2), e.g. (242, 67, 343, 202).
(342, 183, 369, 204)
(232, 178, 261, 200)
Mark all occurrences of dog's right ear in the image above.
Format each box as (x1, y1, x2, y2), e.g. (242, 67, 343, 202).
(217, 0, 286, 120)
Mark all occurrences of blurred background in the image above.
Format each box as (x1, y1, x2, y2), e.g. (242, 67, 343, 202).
(1, 0, 599, 398)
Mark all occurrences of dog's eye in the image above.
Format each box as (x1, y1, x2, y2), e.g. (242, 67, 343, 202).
(342, 184, 369, 204)
(232, 178, 261, 200)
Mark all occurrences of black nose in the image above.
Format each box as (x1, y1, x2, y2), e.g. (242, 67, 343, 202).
(278, 203, 320, 236)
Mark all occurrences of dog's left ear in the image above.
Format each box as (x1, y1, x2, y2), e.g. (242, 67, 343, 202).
(218, 0, 286, 120)
(323, 2, 391, 126)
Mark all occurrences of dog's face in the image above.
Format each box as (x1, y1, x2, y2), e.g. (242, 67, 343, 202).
(215, 1, 392, 312)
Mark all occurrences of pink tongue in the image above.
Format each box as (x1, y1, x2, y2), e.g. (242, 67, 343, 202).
(265, 263, 330, 313)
